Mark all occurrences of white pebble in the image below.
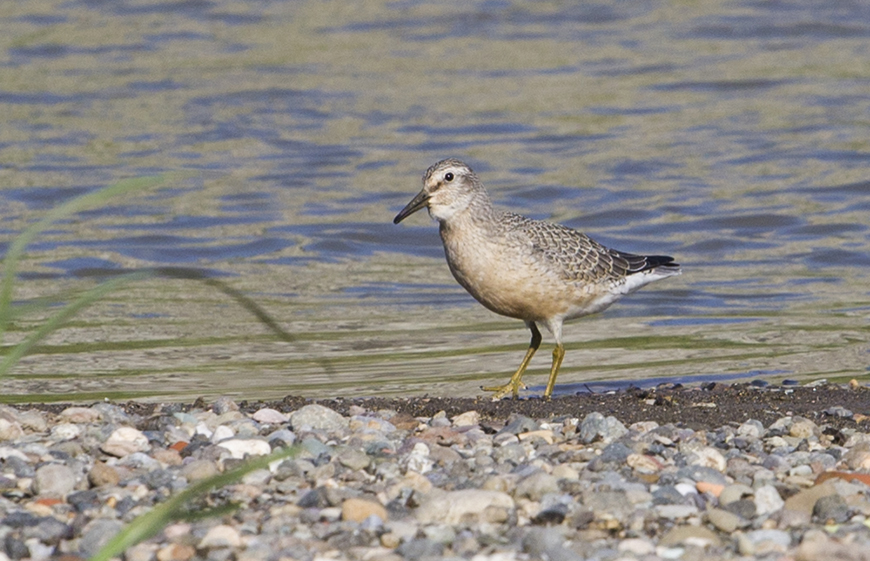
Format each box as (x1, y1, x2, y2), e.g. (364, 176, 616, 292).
(217, 438, 272, 459)
(198, 524, 241, 549)
(754, 485, 785, 516)
(50, 423, 81, 441)
(405, 442, 433, 474)
(252, 408, 289, 424)
(101, 427, 150, 457)
(211, 425, 235, 443)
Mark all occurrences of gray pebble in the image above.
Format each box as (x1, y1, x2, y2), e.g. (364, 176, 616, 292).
(212, 397, 240, 415)
(824, 406, 853, 418)
(79, 519, 125, 557)
(744, 529, 792, 551)
(499, 414, 538, 435)
(32, 464, 77, 497)
(397, 537, 443, 560)
(25, 517, 71, 544)
(813, 494, 850, 523)
(289, 404, 348, 431)
(676, 465, 729, 486)
(523, 527, 575, 561)
(336, 447, 370, 471)
(515, 471, 560, 501)
(579, 412, 627, 443)
(723, 498, 756, 519)
(67, 489, 101, 512)
(300, 437, 331, 458)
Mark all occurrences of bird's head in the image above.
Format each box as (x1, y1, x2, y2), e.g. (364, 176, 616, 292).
(393, 159, 485, 224)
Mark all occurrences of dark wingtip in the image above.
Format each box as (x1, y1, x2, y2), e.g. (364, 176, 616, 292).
(646, 255, 678, 269)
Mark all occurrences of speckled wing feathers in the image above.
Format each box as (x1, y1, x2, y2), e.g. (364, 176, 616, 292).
(499, 212, 674, 283)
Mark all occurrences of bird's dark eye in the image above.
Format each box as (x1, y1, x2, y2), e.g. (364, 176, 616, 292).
(444, 172, 454, 182)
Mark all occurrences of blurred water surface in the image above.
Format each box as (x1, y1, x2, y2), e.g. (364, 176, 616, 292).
(0, 0, 868, 402)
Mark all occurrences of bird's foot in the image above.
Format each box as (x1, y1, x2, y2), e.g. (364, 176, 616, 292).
(482, 380, 527, 400)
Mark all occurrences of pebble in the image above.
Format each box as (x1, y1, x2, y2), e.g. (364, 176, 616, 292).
(59, 406, 101, 423)
(0, 395, 869, 559)
(251, 407, 289, 424)
(579, 412, 626, 443)
(198, 524, 241, 548)
(88, 462, 121, 487)
(0, 418, 23, 440)
(50, 422, 82, 441)
(707, 508, 743, 533)
(288, 403, 347, 431)
(416, 490, 514, 524)
(79, 519, 124, 557)
(342, 497, 388, 523)
(515, 471, 560, 501)
(32, 464, 77, 497)
(754, 484, 785, 516)
(659, 524, 721, 547)
(216, 437, 271, 459)
(101, 426, 150, 457)
(452, 410, 480, 426)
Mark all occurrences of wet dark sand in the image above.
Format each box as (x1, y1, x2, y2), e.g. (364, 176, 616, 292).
(271, 383, 869, 431)
(23, 383, 868, 431)
(29, 382, 853, 432)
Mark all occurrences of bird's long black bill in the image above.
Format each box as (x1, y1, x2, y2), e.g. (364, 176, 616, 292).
(393, 190, 430, 224)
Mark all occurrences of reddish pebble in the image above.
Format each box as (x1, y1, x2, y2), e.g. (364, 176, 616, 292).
(696, 481, 724, 497)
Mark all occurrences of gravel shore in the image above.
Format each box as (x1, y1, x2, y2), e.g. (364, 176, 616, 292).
(2, 383, 870, 560)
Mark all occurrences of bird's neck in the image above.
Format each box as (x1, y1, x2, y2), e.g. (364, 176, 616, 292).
(438, 189, 495, 229)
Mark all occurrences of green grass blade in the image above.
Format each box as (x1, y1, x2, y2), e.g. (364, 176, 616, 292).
(0, 271, 154, 377)
(0, 175, 170, 342)
(90, 446, 297, 561)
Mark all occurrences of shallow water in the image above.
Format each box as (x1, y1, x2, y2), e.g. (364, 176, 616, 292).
(0, 0, 868, 402)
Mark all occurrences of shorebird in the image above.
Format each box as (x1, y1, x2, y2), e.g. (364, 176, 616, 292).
(393, 159, 681, 399)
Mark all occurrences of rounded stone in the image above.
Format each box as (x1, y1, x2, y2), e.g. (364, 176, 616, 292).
(180, 459, 220, 482)
(719, 483, 754, 505)
(813, 494, 849, 523)
(743, 529, 791, 555)
(289, 404, 348, 431)
(88, 462, 121, 487)
(79, 519, 124, 557)
(217, 438, 272, 459)
(754, 484, 785, 516)
(416, 490, 514, 524)
(212, 397, 239, 415)
(689, 447, 727, 472)
(515, 471, 560, 502)
(59, 406, 101, 424)
(337, 447, 371, 471)
(50, 423, 82, 441)
(707, 508, 742, 533)
(659, 524, 721, 548)
(0, 419, 23, 440)
(156, 543, 196, 561)
(33, 464, 77, 497)
(198, 524, 241, 548)
(342, 497, 388, 523)
(579, 412, 626, 443)
(252, 407, 289, 424)
(101, 426, 150, 457)
(618, 538, 655, 556)
(789, 417, 818, 439)
(17, 410, 48, 432)
(452, 410, 480, 427)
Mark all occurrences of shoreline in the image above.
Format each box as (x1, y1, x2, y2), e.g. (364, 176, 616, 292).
(18, 381, 870, 431)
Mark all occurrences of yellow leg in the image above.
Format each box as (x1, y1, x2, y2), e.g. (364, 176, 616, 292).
(543, 343, 565, 400)
(483, 323, 542, 399)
